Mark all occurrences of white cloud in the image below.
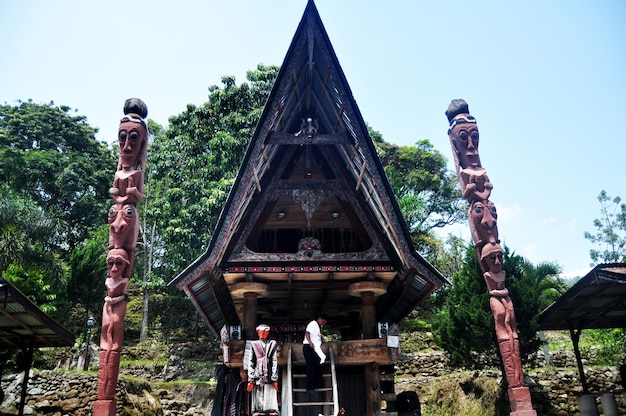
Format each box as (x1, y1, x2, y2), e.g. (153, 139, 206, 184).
(567, 217, 578, 230)
(562, 266, 592, 281)
(542, 217, 556, 225)
(496, 203, 522, 223)
(520, 243, 538, 263)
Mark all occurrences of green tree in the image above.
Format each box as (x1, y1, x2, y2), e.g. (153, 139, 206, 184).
(428, 233, 467, 281)
(0, 100, 116, 253)
(434, 244, 563, 369)
(147, 65, 280, 278)
(372, 134, 465, 254)
(504, 255, 565, 358)
(135, 120, 167, 341)
(435, 245, 494, 366)
(583, 190, 626, 264)
(0, 186, 67, 312)
(67, 224, 108, 321)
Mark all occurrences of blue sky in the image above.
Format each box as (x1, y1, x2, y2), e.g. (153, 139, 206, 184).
(1, 0, 624, 279)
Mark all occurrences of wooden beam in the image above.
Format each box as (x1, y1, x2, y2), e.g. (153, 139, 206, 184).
(268, 132, 349, 145)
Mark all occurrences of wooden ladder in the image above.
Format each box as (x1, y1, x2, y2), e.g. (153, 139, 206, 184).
(282, 346, 338, 416)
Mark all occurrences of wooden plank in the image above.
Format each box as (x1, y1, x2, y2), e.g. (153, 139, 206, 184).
(330, 348, 339, 415)
(286, 346, 293, 416)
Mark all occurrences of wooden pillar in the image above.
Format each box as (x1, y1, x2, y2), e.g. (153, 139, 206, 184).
(348, 281, 387, 339)
(230, 282, 270, 340)
(348, 281, 386, 416)
(361, 291, 377, 339)
(243, 292, 258, 340)
(364, 361, 381, 416)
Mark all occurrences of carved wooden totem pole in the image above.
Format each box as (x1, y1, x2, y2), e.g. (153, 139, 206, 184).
(446, 99, 536, 416)
(94, 98, 148, 416)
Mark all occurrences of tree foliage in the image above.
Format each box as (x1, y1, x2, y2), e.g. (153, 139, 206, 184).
(0, 100, 116, 252)
(372, 133, 464, 254)
(67, 224, 108, 319)
(146, 65, 279, 278)
(0, 186, 67, 312)
(434, 244, 564, 369)
(583, 190, 626, 264)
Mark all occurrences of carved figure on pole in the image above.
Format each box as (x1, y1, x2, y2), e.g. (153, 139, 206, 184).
(101, 249, 130, 353)
(469, 200, 499, 247)
(447, 99, 493, 202)
(109, 98, 148, 204)
(446, 99, 536, 415)
(481, 242, 524, 387)
(107, 203, 138, 278)
(94, 98, 148, 416)
(97, 249, 130, 401)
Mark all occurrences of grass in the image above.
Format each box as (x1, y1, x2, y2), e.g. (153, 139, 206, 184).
(120, 359, 168, 367)
(419, 370, 502, 416)
(149, 379, 216, 390)
(542, 329, 626, 365)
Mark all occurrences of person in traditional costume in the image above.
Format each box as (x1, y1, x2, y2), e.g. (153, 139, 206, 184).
(247, 324, 279, 415)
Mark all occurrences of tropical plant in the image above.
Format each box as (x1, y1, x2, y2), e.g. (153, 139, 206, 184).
(67, 224, 108, 322)
(434, 244, 564, 369)
(0, 186, 67, 312)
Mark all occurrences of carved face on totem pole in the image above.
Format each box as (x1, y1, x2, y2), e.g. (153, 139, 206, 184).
(107, 203, 138, 251)
(117, 98, 148, 171)
(469, 200, 499, 246)
(481, 242, 507, 292)
(446, 99, 482, 169)
(106, 249, 129, 281)
(481, 243, 503, 271)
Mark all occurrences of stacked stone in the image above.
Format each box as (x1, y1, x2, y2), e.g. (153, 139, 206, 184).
(446, 99, 536, 415)
(1, 364, 622, 415)
(94, 98, 149, 416)
(395, 351, 452, 377)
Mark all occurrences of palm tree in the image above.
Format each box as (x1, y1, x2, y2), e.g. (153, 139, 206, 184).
(505, 254, 565, 358)
(0, 186, 67, 313)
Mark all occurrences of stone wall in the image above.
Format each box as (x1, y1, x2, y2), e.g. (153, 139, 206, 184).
(1, 349, 624, 416)
(394, 350, 626, 416)
(0, 370, 214, 416)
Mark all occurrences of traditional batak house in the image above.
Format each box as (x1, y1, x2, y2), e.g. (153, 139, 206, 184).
(170, 1, 446, 414)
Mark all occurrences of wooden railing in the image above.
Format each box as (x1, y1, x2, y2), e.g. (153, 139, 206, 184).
(224, 338, 393, 368)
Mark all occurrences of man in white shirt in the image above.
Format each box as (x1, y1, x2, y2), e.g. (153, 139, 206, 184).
(302, 313, 328, 393)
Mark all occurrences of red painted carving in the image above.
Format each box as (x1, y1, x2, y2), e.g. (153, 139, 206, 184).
(447, 99, 536, 415)
(469, 200, 499, 247)
(107, 203, 138, 279)
(109, 99, 148, 204)
(95, 98, 148, 416)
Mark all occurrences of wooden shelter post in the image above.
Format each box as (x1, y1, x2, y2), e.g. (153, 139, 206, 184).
(17, 346, 34, 416)
(570, 326, 590, 393)
(243, 292, 259, 340)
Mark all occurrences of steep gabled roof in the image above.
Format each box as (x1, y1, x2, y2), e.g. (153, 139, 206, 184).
(170, 0, 445, 335)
